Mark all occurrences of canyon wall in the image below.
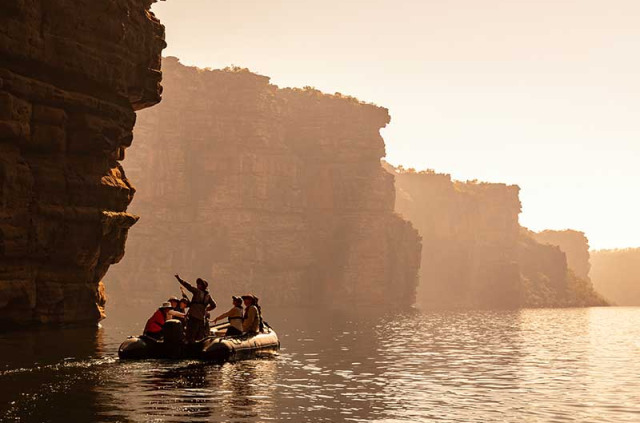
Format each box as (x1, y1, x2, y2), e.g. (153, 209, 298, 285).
(591, 249, 640, 305)
(528, 229, 607, 306)
(532, 230, 591, 280)
(106, 58, 421, 308)
(387, 167, 522, 308)
(0, 1, 165, 325)
(386, 164, 606, 308)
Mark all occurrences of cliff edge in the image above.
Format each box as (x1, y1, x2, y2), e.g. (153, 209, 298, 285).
(106, 58, 421, 308)
(386, 164, 606, 308)
(0, 0, 165, 324)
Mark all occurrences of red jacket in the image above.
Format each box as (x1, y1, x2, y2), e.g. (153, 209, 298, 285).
(144, 309, 166, 334)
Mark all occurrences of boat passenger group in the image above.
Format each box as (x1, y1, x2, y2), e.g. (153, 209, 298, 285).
(143, 274, 264, 343)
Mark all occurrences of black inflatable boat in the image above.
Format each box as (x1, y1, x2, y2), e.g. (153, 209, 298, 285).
(118, 319, 280, 362)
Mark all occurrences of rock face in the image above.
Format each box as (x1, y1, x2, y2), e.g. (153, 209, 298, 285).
(532, 230, 591, 280)
(106, 58, 421, 308)
(387, 168, 522, 308)
(591, 248, 640, 306)
(0, 1, 165, 325)
(526, 229, 606, 306)
(386, 164, 606, 308)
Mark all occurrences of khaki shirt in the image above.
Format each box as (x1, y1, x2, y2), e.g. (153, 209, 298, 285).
(242, 305, 260, 334)
(180, 280, 216, 320)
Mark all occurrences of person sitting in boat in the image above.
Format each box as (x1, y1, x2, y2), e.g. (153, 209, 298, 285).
(213, 295, 244, 336)
(143, 302, 173, 340)
(174, 274, 217, 343)
(178, 297, 189, 313)
(166, 296, 186, 321)
(241, 294, 263, 335)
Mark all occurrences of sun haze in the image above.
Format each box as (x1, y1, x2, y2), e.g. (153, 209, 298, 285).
(151, 0, 640, 250)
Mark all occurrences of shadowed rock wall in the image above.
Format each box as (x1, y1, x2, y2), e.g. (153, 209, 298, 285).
(0, 0, 165, 324)
(106, 58, 421, 308)
(386, 164, 606, 308)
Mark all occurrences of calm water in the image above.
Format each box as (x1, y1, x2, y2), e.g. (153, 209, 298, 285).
(1, 306, 639, 422)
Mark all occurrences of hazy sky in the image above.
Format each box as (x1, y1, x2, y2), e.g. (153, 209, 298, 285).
(151, 0, 639, 250)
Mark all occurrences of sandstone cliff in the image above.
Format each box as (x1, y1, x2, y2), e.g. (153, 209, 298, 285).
(0, 1, 165, 325)
(532, 230, 591, 280)
(386, 164, 606, 308)
(528, 229, 605, 306)
(387, 167, 521, 308)
(106, 58, 421, 308)
(591, 248, 640, 306)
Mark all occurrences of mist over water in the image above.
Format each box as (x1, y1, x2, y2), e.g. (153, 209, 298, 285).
(2, 305, 639, 422)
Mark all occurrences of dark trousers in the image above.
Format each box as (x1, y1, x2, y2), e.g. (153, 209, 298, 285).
(185, 317, 208, 343)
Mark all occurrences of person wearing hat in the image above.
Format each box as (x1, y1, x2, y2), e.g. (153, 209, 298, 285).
(166, 296, 186, 321)
(167, 296, 181, 313)
(178, 297, 189, 312)
(241, 294, 263, 335)
(143, 302, 173, 340)
(213, 296, 244, 336)
(174, 274, 217, 343)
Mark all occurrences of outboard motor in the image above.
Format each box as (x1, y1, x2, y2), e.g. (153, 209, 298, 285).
(119, 319, 184, 359)
(162, 319, 184, 358)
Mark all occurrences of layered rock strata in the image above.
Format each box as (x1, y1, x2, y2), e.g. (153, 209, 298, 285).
(106, 58, 421, 307)
(386, 164, 606, 308)
(0, 1, 165, 324)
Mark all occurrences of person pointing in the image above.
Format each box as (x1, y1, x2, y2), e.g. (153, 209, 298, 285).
(174, 274, 217, 343)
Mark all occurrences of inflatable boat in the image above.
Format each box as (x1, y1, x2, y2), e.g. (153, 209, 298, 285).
(118, 319, 280, 362)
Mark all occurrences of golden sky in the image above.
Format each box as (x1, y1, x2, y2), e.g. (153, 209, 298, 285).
(151, 0, 640, 250)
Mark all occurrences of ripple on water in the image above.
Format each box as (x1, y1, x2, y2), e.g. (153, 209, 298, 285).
(1, 307, 640, 422)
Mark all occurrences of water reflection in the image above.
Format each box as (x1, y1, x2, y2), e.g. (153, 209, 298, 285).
(1, 307, 639, 422)
(0, 324, 105, 370)
(0, 325, 107, 421)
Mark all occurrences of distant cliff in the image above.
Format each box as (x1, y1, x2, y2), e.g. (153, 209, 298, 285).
(532, 230, 591, 280)
(591, 249, 640, 305)
(520, 228, 605, 307)
(529, 229, 605, 306)
(387, 167, 521, 308)
(106, 58, 421, 307)
(0, 1, 165, 325)
(386, 164, 606, 308)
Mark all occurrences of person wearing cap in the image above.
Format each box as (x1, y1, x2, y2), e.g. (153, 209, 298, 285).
(143, 302, 173, 340)
(213, 296, 244, 336)
(174, 274, 217, 342)
(166, 296, 186, 321)
(167, 296, 181, 313)
(241, 294, 263, 335)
